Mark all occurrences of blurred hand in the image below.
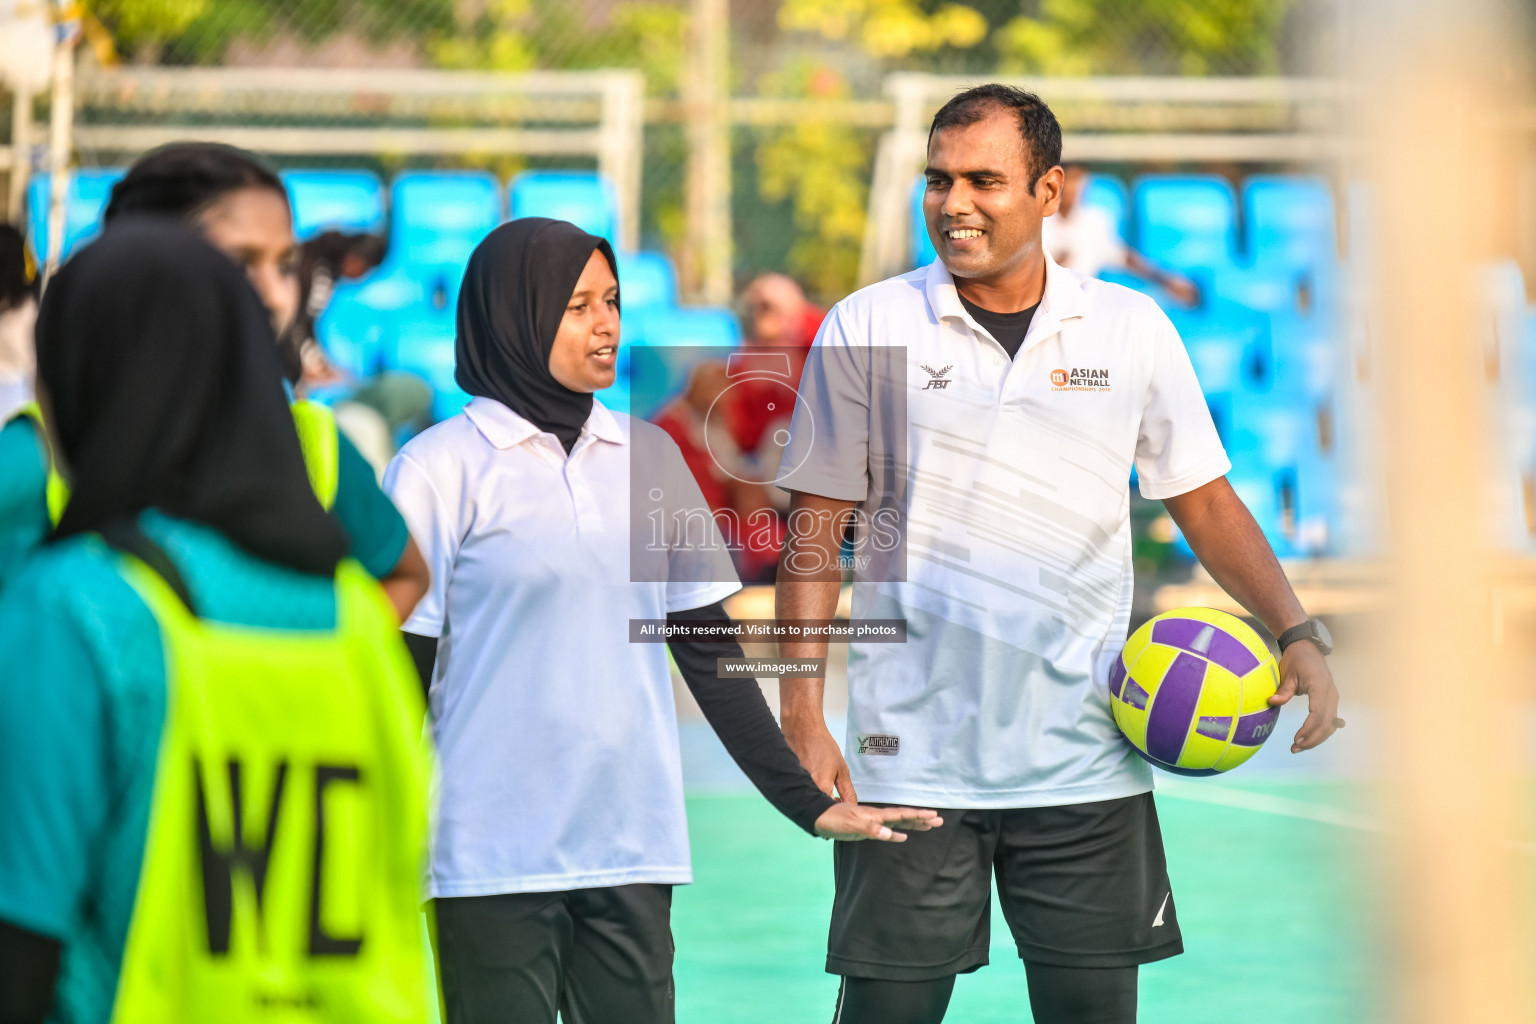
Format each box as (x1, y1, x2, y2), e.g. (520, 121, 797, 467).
(814, 804, 943, 842)
(1166, 277, 1201, 307)
(785, 722, 857, 802)
(301, 347, 346, 388)
(1269, 641, 1340, 752)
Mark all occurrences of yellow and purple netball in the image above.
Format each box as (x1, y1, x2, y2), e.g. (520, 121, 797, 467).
(1109, 607, 1280, 776)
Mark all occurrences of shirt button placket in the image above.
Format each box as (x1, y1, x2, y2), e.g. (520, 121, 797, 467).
(565, 447, 604, 533)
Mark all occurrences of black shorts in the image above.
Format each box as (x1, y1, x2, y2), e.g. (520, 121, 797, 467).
(431, 884, 675, 1024)
(827, 792, 1182, 981)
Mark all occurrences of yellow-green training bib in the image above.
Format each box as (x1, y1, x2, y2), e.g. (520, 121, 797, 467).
(10, 399, 341, 523)
(109, 555, 431, 1024)
(289, 400, 340, 512)
(11, 401, 69, 524)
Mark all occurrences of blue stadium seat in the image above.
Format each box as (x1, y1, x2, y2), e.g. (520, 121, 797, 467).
(390, 170, 503, 270)
(315, 290, 390, 379)
(1081, 173, 1129, 242)
(338, 269, 464, 423)
(391, 303, 469, 422)
(1162, 297, 1272, 396)
(622, 307, 742, 419)
(1225, 392, 1339, 557)
(1210, 265, 1305, 316)
(1267, 313, 1340, 401)
(615, 250, 678, 310)
(316, 270, 422, 379)
(912, 178, 936, 267)
(510, 170, 618, 246)
(26, 168, 125, 264)
(624, 306, 741, 350)
(1292, 398, 1341, 555)
(365, 171, 499, 419)
(1244, 175, 1337, 272)
(1166, 404, 1299, 562)
(283, 169, 387, 241)
(1133, 175, 1238, 271)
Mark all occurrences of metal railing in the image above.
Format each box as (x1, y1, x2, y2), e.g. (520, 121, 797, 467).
(67, 65, 646, 251)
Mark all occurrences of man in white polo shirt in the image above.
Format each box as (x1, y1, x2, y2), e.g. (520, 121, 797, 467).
(775, 84, 1341, 1024)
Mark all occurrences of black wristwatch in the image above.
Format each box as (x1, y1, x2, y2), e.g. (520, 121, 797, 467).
(1276, 618, 1333, 657)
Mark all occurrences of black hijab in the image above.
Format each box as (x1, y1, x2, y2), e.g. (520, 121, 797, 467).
(35, 219, 348, 577)
(455, 218, 617, 453)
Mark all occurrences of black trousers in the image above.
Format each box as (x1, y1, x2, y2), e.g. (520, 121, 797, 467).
(430, 884, 675, 1024)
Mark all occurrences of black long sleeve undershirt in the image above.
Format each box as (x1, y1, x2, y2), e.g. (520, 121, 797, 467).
(666, 602, 835, 836)
(0, 919, 60, 1024)
(403, 631, 436, 699)
(404, 608, 836, 837)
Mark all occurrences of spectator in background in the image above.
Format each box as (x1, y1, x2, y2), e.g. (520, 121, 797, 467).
(0, 224, 37, 419)
(1043, 163, 1200, 305)
(729, 273, 823, 456)
(289, 229, 434, 471)
(648, 273, 823, 582)
(653, 360, 784, 583)
(289, 228, 386, 384)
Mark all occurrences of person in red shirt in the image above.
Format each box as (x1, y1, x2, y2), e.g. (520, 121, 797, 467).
(652, 361, 784, 582)
(727, 273, 824, 455)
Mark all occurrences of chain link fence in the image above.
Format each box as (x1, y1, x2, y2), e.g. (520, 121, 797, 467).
(16, 0, 1350, 302)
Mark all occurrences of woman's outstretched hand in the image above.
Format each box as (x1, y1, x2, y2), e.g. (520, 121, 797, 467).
(814, 804, 943, 842)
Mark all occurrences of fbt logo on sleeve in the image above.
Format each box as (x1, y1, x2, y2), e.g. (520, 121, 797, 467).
(1050, 368, 1112, 392)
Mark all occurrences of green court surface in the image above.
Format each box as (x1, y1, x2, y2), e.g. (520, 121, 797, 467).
(673, 781, 1380, 1024)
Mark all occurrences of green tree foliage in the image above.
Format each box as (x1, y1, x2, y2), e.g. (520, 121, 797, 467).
(85, 0, 457, 63)
(763, 1, 994, 298)
(995, 0, 1294, 76)
(86, 0, 208, 55)
(778, 0, 988, 59)
(408, 0, 688, 95)
(754, 63, 870, 301)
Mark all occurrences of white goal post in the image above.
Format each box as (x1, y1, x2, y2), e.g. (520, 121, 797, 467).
(64, 65, 646, 251)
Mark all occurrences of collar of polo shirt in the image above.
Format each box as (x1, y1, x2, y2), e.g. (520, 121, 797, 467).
(924, 249, 1088, 354)
(464, 395, 627, 450)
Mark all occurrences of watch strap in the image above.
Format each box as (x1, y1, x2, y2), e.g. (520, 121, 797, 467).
(1277, 619, 1321, 654)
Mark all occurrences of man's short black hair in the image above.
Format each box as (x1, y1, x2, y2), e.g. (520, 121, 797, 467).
(928, 84, 1063, 195)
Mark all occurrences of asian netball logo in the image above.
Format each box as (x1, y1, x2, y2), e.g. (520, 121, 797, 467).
(1050, 367, 1111, 392)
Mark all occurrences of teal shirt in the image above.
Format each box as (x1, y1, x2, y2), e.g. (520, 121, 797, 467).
(0, 416, 410, 587)
(0, 415, 49, 585)
(0, 512, 338, 1024)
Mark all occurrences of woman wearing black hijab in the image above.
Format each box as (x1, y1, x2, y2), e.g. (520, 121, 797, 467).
(39, 221, 347, 569)
(0, 222, 431, 1023)
(384, 218, 940, 1023)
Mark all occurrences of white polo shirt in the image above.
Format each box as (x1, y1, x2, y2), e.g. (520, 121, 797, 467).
(385, 396, 738, 897)
(778, 254, 1229, 809)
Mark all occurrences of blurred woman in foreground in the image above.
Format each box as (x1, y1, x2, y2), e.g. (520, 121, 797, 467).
(0, 222, 431, 1024)
(0, 142, 428, 615)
